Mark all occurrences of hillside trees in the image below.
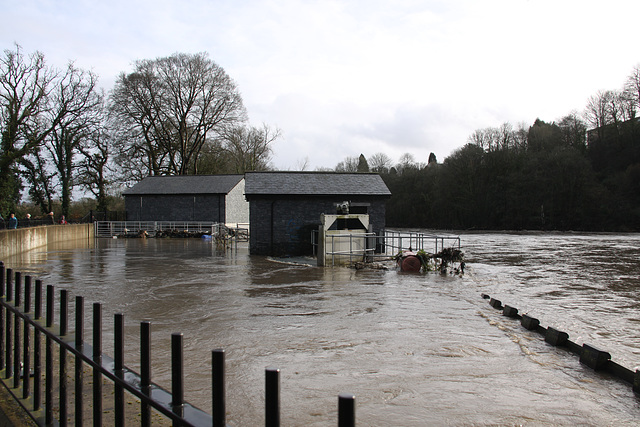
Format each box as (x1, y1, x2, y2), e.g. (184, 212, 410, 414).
(379, 110, 626, 230)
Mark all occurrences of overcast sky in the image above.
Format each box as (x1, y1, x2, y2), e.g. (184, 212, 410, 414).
(2, 0, 639, 170)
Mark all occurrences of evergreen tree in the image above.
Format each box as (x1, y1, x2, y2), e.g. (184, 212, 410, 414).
(357, 154, 369, 172)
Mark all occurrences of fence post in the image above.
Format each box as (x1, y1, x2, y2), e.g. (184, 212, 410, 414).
(60, 289, 69, 426)
(338, 393, 356, 427)
(34, 279, 42, 411)
(13, 271, 21, 389)
(4, 268, 13, 379)
(141, 321, 151, 427)
(75, 296, 84, 427)
(265, 367, 280, 427)
(23, 275, 31, 399)
(171, 332, 184, 422)
(93, 303, 103, 427)
(0, 261, 4, 371)
(45, 285, 54, 425)
(212, 349, 226, 427)
(114, 313, 125, 426)
(5, 269, 12, 379)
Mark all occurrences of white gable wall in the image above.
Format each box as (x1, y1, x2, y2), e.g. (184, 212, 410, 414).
(225, 178, 249, 226)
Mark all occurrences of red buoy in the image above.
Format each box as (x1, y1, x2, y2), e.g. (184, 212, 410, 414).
(400, 255, 422, 272)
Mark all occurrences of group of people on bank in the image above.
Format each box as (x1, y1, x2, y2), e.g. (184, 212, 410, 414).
(0, 212, 68, 229)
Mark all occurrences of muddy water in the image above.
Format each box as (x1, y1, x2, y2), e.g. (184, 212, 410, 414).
(4, 232, 640, 426)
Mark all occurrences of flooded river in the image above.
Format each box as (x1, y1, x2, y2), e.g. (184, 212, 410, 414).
(4, 232, 640, 425)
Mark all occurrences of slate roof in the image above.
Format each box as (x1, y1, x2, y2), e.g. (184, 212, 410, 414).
(244, 172, 391, 196)
(122, 175, 243, 195)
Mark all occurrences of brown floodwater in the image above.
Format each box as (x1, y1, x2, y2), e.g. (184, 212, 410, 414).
(4, 231, 640, 425)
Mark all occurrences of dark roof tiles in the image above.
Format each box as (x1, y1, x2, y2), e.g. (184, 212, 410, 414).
(244, 172, 391, 196)
(123, 175, 243, 195)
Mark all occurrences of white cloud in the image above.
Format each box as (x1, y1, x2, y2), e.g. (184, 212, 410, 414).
(2, 0, 639, 171)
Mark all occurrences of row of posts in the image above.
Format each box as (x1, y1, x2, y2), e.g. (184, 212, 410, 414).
(0, 262, 356, 426)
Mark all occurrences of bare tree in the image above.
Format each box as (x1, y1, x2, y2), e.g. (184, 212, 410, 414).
(584, 90, 613, 140)
(77, 120, 117, 212)
(368, 152, 393, 174)
(468, 128, 491, 151)
(497, 122, 514, 150)
(623, 64, 640, 117)
(221, 123, 279, 173)
(42, 65, 102, 216)
(1, 44, 103, 214)
(110, 52, 247, 178)
(513, 122, 529, 151)
(21, 147, 56, 214)
(1, 45, 58, 211)
(334, 156, 359, 172)
(295, 156, 310, 171)
(395, 152, 417, 174)
(193, 138, 227, 175)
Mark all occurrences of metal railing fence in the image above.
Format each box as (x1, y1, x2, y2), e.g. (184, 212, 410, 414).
(95, 221, 220, 237)
(382, 230, 461, 255)
(314, 229, 462, 266)
(0, 262, 356, 426)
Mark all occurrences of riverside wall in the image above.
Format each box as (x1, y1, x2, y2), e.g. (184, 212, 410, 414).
(0, 223, 94, 259)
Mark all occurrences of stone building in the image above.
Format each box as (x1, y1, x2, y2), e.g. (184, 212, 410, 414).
(123, 175, 248, 225)
(244, 171, 391, 256)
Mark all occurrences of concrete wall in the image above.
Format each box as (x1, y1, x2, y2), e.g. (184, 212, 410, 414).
(248, 196, 387, 257)
(0, 224, 94, 259)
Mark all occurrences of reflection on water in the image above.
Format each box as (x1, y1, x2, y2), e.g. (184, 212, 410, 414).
(4, 232, 640, 426)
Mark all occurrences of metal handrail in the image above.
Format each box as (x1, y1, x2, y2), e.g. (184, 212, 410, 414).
(94, 221, 222, 237)
(321, 230, 462, 266)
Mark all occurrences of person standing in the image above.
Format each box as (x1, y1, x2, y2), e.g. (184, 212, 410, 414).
(8, 213, 18, 229)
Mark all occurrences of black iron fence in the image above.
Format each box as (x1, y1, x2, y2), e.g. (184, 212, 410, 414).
(0, 262, 357, 426)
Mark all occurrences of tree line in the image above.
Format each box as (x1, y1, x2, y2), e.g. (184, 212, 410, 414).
(335, 65, 640, 231)
(1, 45, 278, 218)
(3, 43, 638, 231)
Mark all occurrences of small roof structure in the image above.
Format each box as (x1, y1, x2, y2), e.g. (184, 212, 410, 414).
(123, 175, 244, 195)
(244, 171, 391, 197)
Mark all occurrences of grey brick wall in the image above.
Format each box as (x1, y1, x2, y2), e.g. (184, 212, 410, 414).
(248, 196, 387, 256)
(125, 195, 225, 222)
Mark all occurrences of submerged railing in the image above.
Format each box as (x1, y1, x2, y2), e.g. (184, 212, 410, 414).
(0, 261, 356, 426)
(315, 229, 462, 266)
(95, 221, 249, 242)
(95, 221, 218, 237)
(382, 230, 461, 256)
